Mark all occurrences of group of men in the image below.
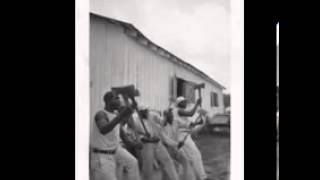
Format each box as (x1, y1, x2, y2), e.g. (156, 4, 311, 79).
(90, 89, 210, 180)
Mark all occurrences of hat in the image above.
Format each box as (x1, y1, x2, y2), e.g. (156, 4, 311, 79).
(176, 96, 187, 105)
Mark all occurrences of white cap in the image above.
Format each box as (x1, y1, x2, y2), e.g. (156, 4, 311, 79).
(176, 96, 187, 105)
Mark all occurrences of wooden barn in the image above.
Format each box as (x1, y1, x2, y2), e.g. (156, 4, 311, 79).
(90, 13, 226, 127)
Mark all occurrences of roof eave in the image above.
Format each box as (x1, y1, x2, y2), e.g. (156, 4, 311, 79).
(90, 12, 226, 90)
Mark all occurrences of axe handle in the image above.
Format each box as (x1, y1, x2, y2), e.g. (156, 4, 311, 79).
(178, 133, 190, 149)
(122, 95, 130, 107)
(197, 88, 202, 107)
(130, 97, 151, 138)
(167, 97, 175, 108)
(196, 88, 204, 124)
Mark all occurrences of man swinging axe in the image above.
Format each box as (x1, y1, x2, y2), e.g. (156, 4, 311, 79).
(90, 90, 141, 180)
(172, 94, 209, 180)
(177, 82, 205, 149)
(194, 83, 206, 125)
(178, 108, 208, 149)
(111, 85, 159, 143)
(112, 85, 179, 180)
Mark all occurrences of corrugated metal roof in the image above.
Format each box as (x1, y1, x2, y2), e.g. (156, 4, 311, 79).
(90, 12, 226, 90)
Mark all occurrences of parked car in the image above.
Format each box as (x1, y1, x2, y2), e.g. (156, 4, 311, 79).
(206, 113, 230, 134)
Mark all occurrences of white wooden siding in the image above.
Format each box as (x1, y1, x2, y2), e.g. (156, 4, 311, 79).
(90, 15, 225, 128)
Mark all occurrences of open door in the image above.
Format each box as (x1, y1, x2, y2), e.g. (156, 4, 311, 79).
(170, 75, 177, 100)
(175, 76, 196, 103)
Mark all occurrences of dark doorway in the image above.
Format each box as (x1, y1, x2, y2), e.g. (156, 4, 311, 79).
(177, 78, 186, 98)
(176, 77, 196, 103)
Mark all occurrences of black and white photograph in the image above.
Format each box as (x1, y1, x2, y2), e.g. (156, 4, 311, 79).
(76, 0, 243, 180)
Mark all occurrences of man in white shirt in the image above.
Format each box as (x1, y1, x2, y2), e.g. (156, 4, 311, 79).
(172, 96, 208, 180)
(90, 91, 141, 180)
(161, 108, 196, 180)
(132, 106, 180, 180)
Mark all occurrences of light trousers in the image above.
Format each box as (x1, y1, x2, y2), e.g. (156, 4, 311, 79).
(90, 146, 141, 180)
(165, 145, 196, 180)
(181, 136, 207, 180)
(140, 142, 180, 180)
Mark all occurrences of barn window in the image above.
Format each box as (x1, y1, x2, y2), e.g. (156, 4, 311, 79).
(211, 92, 218, 107)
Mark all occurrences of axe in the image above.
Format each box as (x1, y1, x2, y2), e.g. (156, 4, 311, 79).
(194, 83, 205, 124)
(111, 85, 151, 138)
(194, 83, 205, 104)
(167, 96, 176, 109)
(178, 83, 206, 148)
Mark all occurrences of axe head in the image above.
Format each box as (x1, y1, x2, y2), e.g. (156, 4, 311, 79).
(111, 85, 139, 98)
(169, 96, 176, 102)
(194, 83, 205, 90)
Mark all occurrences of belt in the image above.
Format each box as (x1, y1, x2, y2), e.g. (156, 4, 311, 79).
(140, 136, 160, 144)
(92, 148, 116, 155)
(180, 129, 192, 133)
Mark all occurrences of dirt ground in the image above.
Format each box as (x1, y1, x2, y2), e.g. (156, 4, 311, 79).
(193, 133, 230, 180)
(89, 132, 231, 180)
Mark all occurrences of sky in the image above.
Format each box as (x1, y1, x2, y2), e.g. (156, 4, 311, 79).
(90, 0, 231, 93)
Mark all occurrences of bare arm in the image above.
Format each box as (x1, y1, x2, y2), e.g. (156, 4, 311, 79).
(95, 108, 132, 135)
(120, 125, 131, 144)
(178, 105, 198, 116)
(129, 113, 146, 135)
(178, 98, 201, 117)
(120, 124, 141, 148)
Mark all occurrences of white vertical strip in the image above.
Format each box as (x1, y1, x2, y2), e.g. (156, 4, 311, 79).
(76, 0, 89, 180)
(277, 22, 279, 46)
(230, 0, 244, 179)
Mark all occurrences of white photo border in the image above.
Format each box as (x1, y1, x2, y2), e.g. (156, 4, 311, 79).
(76, 0, 90, 180)
(230, 0, 244, 180)
(75, 0, 244, 180)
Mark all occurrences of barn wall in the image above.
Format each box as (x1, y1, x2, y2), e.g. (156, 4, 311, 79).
(90, 15, 174, 123)
(90, 15, 225, 127)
